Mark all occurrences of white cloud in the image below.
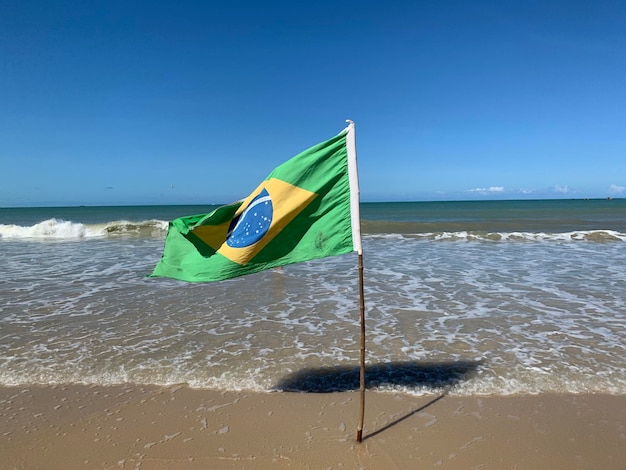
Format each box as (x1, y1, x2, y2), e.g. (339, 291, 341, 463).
(608, 184, 626, 194)
(468, 186, 505, 193)
(553, 185, 573, 194)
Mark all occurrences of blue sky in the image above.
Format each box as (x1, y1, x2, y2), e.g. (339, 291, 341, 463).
(2, 0, 625, 207)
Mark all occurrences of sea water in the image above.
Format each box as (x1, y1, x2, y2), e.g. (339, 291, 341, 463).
(1, 200, 625, 396)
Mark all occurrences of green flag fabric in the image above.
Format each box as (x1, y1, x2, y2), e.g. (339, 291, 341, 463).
(151, 123, 361, 282)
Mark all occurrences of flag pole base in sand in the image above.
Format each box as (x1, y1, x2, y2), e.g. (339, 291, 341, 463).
(356, 251, 366, 442)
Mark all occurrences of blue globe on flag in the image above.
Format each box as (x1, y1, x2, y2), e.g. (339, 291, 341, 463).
(226, 189, 273, 248)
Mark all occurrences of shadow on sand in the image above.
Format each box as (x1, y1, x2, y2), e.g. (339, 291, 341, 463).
(274, 359, 482, 393)
(275, 359, 482, 440)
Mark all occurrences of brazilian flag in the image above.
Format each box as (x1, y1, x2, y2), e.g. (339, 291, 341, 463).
(151, 122, 361, 282)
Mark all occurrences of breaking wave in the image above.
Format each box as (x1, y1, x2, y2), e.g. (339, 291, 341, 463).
(0, 218, 169, 240)
(2, 218, 625, 243)
(371, 230, 626, 243)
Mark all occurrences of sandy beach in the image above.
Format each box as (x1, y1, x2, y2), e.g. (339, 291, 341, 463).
(2, 385, 625, 469)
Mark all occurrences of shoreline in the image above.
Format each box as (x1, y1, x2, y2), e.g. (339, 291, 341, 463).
(2, 384, 625, 469)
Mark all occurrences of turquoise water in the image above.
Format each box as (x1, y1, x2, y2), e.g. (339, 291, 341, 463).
(3, 199, 626, 232)
(1, 200, 625, 395)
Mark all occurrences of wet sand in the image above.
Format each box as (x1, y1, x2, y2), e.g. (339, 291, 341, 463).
(2, 385, 625, 469)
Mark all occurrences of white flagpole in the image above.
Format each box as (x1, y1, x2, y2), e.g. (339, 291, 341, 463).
(346, 120, 362, 255)
(345, 120, 366, 442)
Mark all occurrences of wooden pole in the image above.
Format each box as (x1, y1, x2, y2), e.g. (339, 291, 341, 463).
(356, 251, 366, 442)
(345, 119, 365, 442)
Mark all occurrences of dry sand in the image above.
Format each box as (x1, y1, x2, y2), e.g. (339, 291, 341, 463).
(1, 385, 625, 469)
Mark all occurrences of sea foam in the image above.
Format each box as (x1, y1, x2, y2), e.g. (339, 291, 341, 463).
(0, 218, 168, 239)
(370, 230, 626, 242)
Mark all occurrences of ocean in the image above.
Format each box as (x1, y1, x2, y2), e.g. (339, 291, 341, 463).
(1, 199, 625, 396)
